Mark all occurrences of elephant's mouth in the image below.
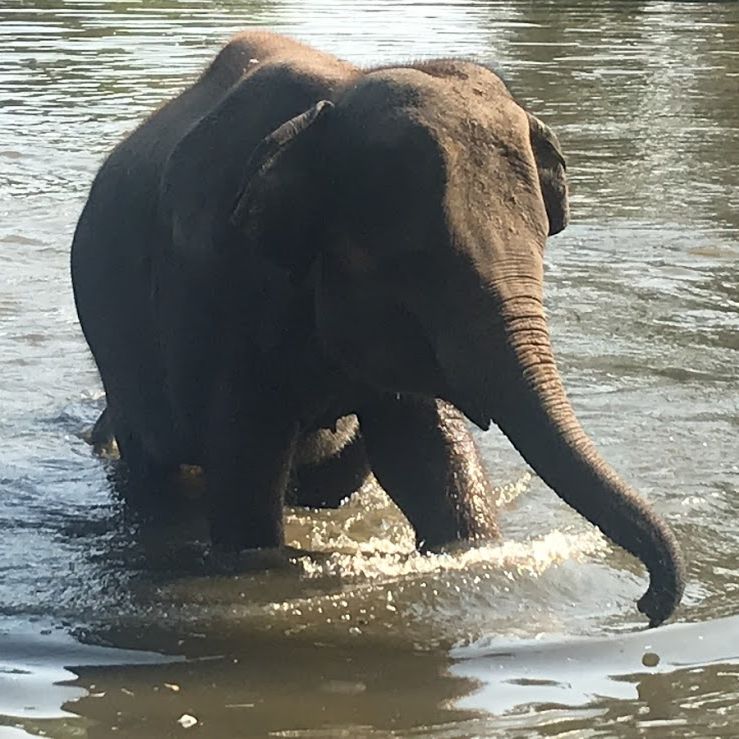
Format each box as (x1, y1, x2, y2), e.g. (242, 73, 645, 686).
(431, 325, 502, 433)
(444, 391, 492, 432)
(352, 330, 450, 401)
(316, 267, 451, 399)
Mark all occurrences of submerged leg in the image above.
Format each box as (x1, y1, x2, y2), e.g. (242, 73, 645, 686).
(358, 394, 498, 550)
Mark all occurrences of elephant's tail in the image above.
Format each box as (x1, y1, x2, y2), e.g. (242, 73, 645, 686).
(82, 405, 115, 451)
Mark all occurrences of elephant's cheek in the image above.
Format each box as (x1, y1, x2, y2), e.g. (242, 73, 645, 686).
(316, 296, 438, 394)
(314, 282, 363, 375)
(430, 328, 500, 431)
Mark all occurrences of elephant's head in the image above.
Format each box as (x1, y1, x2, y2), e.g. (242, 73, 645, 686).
(231, 61, 685, 626)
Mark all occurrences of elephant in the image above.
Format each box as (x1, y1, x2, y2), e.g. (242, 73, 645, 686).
(71, 31, 685, 626)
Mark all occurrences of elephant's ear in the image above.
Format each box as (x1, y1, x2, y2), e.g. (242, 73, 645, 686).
(230, 100, 334, 275)
(527, 113, 569, 236)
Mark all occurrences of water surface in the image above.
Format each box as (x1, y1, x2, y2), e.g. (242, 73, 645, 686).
(1, 1, 738, 736)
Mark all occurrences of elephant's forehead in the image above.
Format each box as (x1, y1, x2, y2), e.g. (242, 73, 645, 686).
(338, 66, 529, 147)
(417, 59, 513, 99)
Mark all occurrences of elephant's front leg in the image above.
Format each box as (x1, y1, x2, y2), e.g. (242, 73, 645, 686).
(206, 369, 299, 551)
(358, 395, 498, 550)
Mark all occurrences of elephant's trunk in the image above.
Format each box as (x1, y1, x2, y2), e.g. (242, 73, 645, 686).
(495, 295, 685, 626)
(436, 289, 685, 626)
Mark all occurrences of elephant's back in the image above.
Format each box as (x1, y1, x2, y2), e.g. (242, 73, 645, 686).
(71, 32, 327, 330)
(69, 33, 358, 462)
(69, 38, 258, 451)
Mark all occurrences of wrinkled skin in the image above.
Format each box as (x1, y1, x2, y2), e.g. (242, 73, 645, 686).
(71, 32, 685, 626)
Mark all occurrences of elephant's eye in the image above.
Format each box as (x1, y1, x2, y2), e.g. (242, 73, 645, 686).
(323, 232, 377, 276)
(339, 240, 374, 275)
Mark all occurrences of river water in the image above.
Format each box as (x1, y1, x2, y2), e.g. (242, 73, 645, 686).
(1, 1, 737, 736)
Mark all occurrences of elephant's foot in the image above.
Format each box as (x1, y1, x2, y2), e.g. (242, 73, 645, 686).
(106, 421, 182, 508)
(209, 507, 284, 552)
(206, 545, 304, 573)
(109, 461, 183, 515)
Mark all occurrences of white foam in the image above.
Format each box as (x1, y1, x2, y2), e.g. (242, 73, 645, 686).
(293, 529, 608, 582)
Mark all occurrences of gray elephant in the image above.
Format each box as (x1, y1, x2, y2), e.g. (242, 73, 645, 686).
(71, 31, 684, 626)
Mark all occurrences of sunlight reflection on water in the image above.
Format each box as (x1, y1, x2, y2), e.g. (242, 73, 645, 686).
(0, 0, 737, 736)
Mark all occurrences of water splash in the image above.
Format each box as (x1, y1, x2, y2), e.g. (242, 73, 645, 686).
(293, 529, 608, 582)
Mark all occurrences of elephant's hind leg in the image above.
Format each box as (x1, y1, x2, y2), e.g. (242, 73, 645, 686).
(206, 364, 299, 551)
(109, 409, 182, 504)
(358, 395, 498, 550)
(291, 416, 371, 508)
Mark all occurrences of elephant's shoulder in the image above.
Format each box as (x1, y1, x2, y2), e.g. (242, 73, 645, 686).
(159, 61, 353, 261)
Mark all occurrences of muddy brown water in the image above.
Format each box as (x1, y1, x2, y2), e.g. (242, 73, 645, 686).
(1, 1, 738, 737)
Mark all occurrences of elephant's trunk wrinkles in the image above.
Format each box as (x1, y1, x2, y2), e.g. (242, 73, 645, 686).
(492, 295, 685, 627)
